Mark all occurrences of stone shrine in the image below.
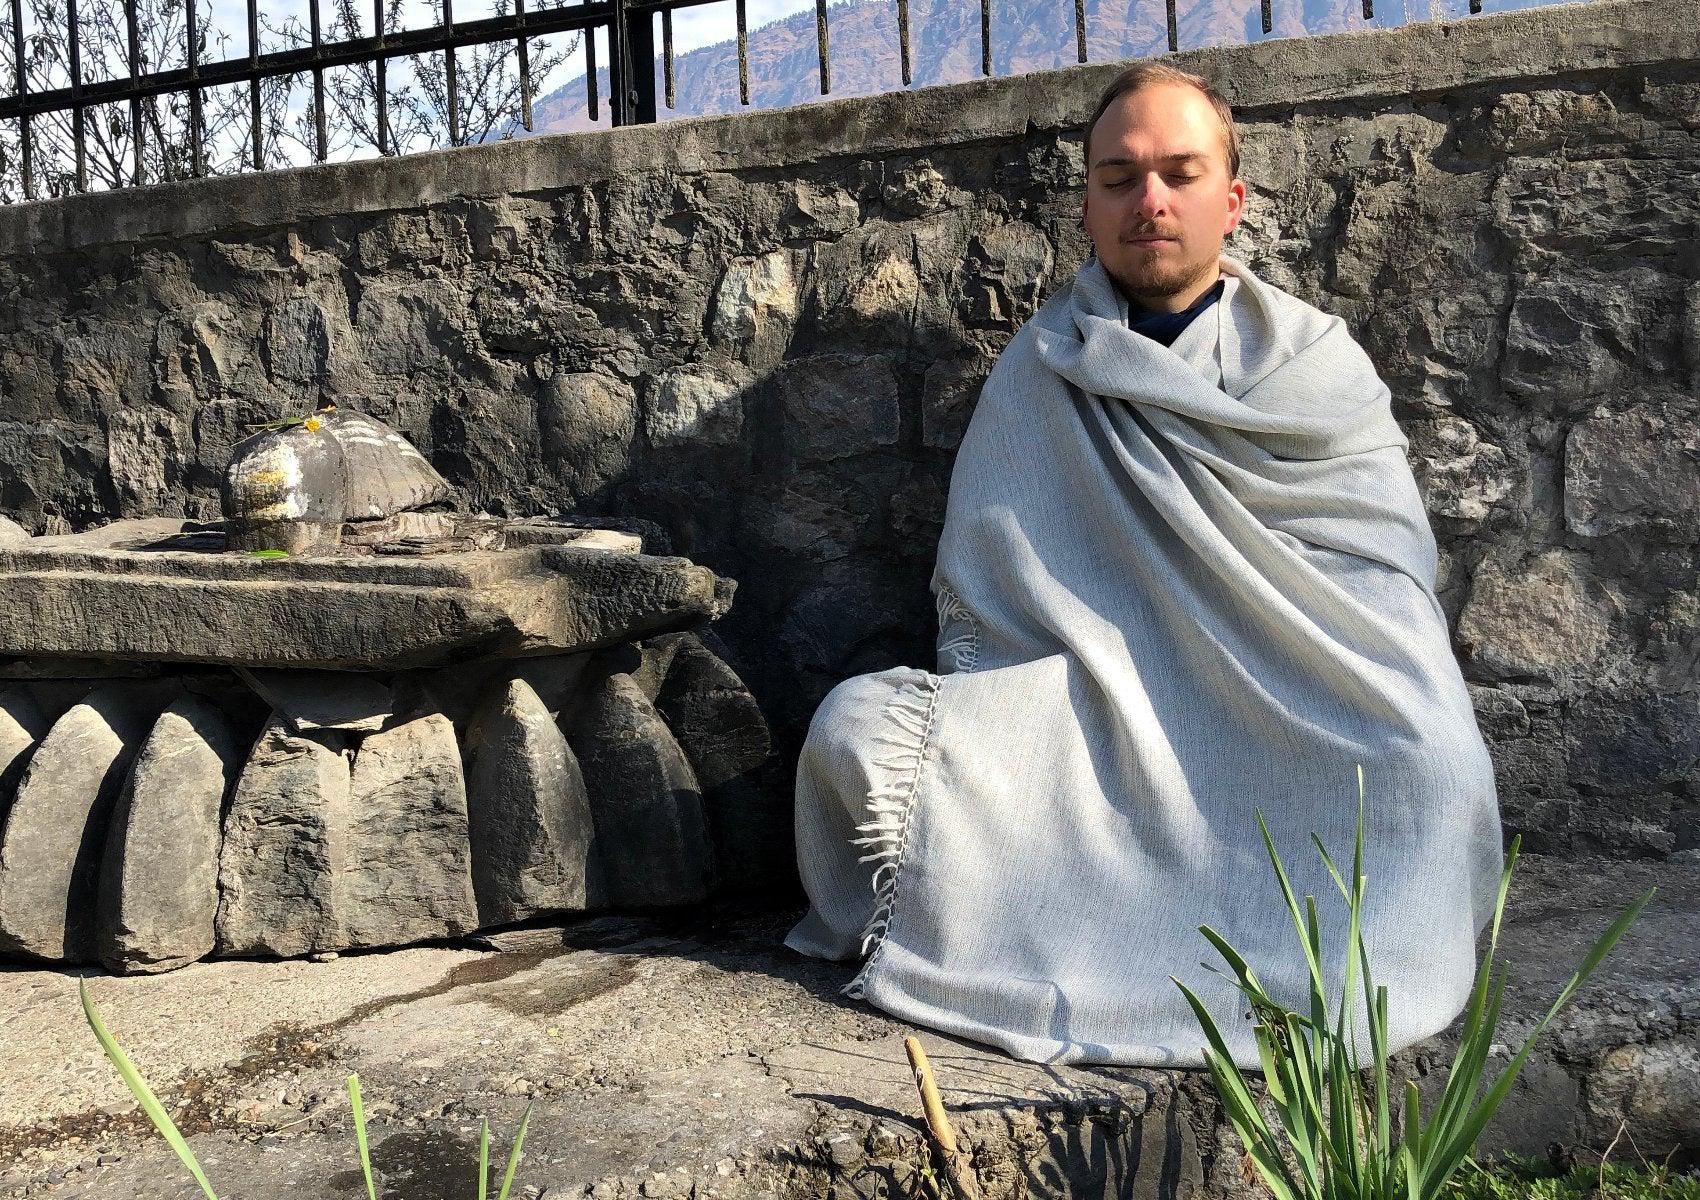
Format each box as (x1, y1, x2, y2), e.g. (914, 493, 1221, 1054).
(0, 409, 770, 974)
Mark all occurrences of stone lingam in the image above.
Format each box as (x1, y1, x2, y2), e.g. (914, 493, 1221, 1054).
(0, 406, 770, 974)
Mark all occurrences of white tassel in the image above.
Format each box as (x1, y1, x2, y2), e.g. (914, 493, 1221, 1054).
(841, 672, 943, 1000)
(934, 584, 982, 674)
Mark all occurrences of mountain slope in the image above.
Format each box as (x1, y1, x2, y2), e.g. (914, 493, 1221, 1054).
(527, 0, 1551, 134)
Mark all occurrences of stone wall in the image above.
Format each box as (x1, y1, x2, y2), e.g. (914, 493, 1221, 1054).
(0, 0, 1695, 869)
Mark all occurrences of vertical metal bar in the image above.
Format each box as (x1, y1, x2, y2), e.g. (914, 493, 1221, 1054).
(661, 8, 673, 110)
(734, 0, 747, 105)
(607, 0, 627, 124)
(374, 0, 388, 153)
(444, 0, 459, 146)
(813, 0, 827, 94)
(1260, 0, 1270, 33)
(626, 4, 655, 123)
(186, 0, 204, 175)
(11, 0, 32, 199)
(248, 0, 262, 168)
(515, 0, 532, 131)
(1073, 0, 1085, 63)
(311, 0, 327, 160)
(68, 0, 86, 191)
(897, 0, 910, 84)
(584, 0, 598, 122)
(1362, 0, 1372, 18)
(126, 0, 143, 184)
(1165, 0, 1177, 51)
(979, 0, 989, 76)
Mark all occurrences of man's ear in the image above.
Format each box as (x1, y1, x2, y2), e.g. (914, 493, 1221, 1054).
(1222, 178, 1247, 236)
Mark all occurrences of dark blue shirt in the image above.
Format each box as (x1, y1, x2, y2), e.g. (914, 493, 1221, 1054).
(1127, 278, 1226, 348)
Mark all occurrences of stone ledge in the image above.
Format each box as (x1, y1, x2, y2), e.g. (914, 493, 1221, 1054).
(1, 851, 1692, 1198)
(0, 0, 1694, 256)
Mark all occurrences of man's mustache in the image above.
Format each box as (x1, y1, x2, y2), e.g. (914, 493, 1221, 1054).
(1120, 227, 1181, 241)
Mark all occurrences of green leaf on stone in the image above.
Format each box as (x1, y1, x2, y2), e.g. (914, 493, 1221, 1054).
(247, 549, 290, 559)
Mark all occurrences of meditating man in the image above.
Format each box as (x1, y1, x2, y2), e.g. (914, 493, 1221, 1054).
(785, 63, 1504, 1067)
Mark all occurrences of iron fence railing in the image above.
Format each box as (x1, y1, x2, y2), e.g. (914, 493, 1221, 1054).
(1, 0, 1487, 203)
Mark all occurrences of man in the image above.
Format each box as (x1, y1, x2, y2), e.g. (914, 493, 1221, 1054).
(785, 64, 1503, 1068)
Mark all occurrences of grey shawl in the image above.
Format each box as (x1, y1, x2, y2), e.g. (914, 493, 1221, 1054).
(785, 253, 1503, 1068)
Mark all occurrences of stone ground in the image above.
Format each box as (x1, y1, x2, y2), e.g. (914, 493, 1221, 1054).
(1, 853, 1694, 1200)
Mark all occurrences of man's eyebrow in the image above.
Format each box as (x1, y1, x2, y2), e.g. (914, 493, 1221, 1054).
(1091, 152, 1209, 170)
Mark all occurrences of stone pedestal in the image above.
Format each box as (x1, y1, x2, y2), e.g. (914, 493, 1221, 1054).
(0, 518, 770, 973)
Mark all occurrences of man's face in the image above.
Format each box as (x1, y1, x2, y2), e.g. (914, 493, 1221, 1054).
(1082, 83, 1246, 311)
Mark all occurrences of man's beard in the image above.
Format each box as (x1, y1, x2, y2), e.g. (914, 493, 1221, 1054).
(1106, 239, 1218, 304)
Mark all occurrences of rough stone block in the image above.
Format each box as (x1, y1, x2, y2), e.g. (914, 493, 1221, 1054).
(921, 352, 993, 451)
(0, 684, 47, 819)
(1406, 416, 1517, 528)
(1564, 404, 1700, 538)
(464, 678, 594, 926)
(814, 227, 919, 342)
(566, 674, 710, 908)
(1456, 551, 1619, 684)
(1501, 272, 1636, 405)
(96, 696, 242, 974)
(645, 365, 749, 448)
(236, 667, 394, 733)
(0, 532, 730, 669)
(0, 685, 160, 961)
(776, 354, 901, 463)
(215, 717, 352, 958)
(966, 221, 1053, 322)
(261, 297, 331, 386)
(539, 372, 637, 499)
(709, 252, 798, 360)
(654, 634, 770, 789)
(343, 712, 479, 948)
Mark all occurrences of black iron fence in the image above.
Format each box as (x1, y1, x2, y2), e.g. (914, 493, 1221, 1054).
(0, 0, 1486, 203)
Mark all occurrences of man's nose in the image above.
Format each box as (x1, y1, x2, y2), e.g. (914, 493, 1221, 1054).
(1135, 175, 1172, 217)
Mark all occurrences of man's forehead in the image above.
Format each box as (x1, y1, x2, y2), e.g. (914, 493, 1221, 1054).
(1088, 87, 1228, 170)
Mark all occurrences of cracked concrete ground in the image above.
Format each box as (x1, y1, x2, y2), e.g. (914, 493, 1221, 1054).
(1, 854, 1695, 1199)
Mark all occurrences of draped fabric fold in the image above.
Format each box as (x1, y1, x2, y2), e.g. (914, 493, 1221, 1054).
(786, 254, 1502, 1068)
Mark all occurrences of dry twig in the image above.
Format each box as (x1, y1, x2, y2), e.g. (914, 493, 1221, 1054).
(903, 1036, 982, 1200)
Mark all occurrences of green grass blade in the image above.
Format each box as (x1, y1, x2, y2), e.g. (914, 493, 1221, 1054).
(1422, 887, 1654, 1190)
(495, 1103, 534, 1200)
(1420, 840, 1523, 1155)
(1173, 977, 1270, 1117)
(1199, 925, 1269, 996)
(348, 1074, 379, 1200)
(80, 979, 220, 1200)
(1256, 810, 1327, 999)
(478, 1117, 490, 1200)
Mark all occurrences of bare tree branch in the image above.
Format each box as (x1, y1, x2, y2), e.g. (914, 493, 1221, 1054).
(1, 0, 578, 200)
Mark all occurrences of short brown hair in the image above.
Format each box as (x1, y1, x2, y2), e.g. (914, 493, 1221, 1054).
(1084, 63, 1241, 180)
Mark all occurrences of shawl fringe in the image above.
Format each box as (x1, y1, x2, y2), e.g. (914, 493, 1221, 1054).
(842, 675, 940, 1000)
(937, 585, 981, 673)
